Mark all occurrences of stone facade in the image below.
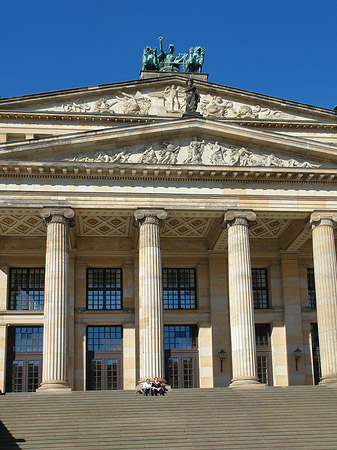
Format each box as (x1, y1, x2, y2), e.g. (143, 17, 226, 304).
(0, 72, 337, 392)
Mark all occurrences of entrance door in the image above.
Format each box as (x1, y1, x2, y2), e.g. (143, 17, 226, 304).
(164, 325, 199, 388)
(166, 351, 198, 388)
(87, 352, 122, 390)
(86, 326, 123, 390)
(6, 326, 43, 392)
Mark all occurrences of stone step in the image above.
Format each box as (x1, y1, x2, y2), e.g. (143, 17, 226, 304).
(1, 387, 337, 450)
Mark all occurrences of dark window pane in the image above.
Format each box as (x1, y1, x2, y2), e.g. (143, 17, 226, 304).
(252, 269, 269, 309)
(163, 268, 197, 310)
(87, 269, 122, 310)
(164, 325, 197, 350)
(87, 326, 122, 351)
(307, 269, 316, 309)
(9, 268, 44, 310)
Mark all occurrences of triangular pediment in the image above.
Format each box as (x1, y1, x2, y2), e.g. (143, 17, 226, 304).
(0, 75, 335, 124)
(0, 119, 336, 170)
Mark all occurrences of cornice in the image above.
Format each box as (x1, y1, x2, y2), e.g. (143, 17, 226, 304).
(0, 109, 336, 131)
(0, 160, 336, 185)
(1, 118, 337, 164)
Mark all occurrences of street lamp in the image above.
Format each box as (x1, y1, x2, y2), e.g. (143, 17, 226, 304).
(294, 347, 302, 371)
(218, 348, 227, 373)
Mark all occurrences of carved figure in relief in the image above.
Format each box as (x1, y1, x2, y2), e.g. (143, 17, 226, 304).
(210, 142, 225, 165)
(63, 101, 91, 113)
(184, 137, 205, 164)
(93, 98, 118, 113)
(109, 149, 131, 163)
(141, 146, 158, 164)
(116, 92, 151, 115)
(158, 142, 180, 164)
(164, 85, 183, 112)
(199, 96, 226, 117)
(142, 46, 159, 71)
(183, 46, 205, 73)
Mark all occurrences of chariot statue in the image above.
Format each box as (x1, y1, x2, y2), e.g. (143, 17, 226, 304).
(141, 38, 205, 73)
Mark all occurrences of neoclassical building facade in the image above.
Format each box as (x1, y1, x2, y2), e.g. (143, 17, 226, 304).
(0, 71, 337, 392)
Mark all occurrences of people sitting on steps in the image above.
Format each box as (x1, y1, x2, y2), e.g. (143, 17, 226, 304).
(152, 377, 165, 396)
(142, 379, 153, 396)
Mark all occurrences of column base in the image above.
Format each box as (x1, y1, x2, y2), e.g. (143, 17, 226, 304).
(319, 375, 337, 386)
(37, 381, 72, 393)
(229, 377, 266, 389)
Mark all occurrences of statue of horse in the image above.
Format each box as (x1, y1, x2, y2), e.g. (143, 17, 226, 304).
(142, 46, 159, 71)
(184, 47, 205, 73)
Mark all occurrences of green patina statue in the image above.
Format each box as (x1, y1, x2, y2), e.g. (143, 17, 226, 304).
(141, 37, 205, 73)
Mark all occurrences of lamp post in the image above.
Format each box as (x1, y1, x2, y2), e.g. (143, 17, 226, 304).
(294, 347, 302, 371)
(218, 348, 227, 373)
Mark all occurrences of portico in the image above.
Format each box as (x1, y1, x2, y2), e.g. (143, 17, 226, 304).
(0, 71, 337, 392)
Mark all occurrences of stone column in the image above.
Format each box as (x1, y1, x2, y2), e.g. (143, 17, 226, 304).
(224, 210, 261, 387)
(310, 212, 337, 385)
(38, 207, 74, 392)
(134, 208, 167, 384)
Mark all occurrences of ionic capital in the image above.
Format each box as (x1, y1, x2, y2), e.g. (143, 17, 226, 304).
(310, 211, 337, 230)
(134, 208, 167, 228)
(41, 207, 75, 227)
(223, 209, 256, 229)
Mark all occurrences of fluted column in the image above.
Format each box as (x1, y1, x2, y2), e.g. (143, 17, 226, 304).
(134, 208, 167, 383)
(38, 207, 74, 392)
(310, 212, 337, 385)
(224, 210, 261, 387)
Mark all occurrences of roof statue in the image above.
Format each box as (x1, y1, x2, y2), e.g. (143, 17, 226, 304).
(142, 37, 205, 73)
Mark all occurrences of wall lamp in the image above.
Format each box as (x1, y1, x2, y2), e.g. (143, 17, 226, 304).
(218, 348, 227, 373)
(294, 347, 302, 371)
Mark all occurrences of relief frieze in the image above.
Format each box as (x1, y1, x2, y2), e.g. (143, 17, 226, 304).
(63, 138, 321, 168)
(31, 87, 307, 120)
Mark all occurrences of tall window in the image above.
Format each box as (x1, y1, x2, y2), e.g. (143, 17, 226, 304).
(163, 268, 197, 309)
(9, 268, 45, 310)
(252, 268, 269, 309)
(307, 269, 316, 309)
(87, 269, 122, 310)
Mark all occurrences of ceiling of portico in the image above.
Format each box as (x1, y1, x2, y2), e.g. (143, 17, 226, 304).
(0, 209, 310, 250)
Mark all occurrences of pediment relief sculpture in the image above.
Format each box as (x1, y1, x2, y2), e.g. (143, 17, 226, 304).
(26, 88, 310, 121)
(63, 138, 321, 168)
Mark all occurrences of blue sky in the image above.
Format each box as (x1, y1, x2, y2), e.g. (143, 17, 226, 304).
(1, 0, 336, 109)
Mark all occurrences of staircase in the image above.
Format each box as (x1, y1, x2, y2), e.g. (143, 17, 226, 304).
(1, 386, 337, 450)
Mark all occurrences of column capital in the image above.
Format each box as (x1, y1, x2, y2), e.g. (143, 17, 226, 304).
(310, 211, 337, 229)
(134, 208, 167, 228)
(40, 207, 75, 227)
(223, 209, 256, 229)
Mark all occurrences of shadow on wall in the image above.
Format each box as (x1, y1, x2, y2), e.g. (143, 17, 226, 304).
(0, 420, 25, 449)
